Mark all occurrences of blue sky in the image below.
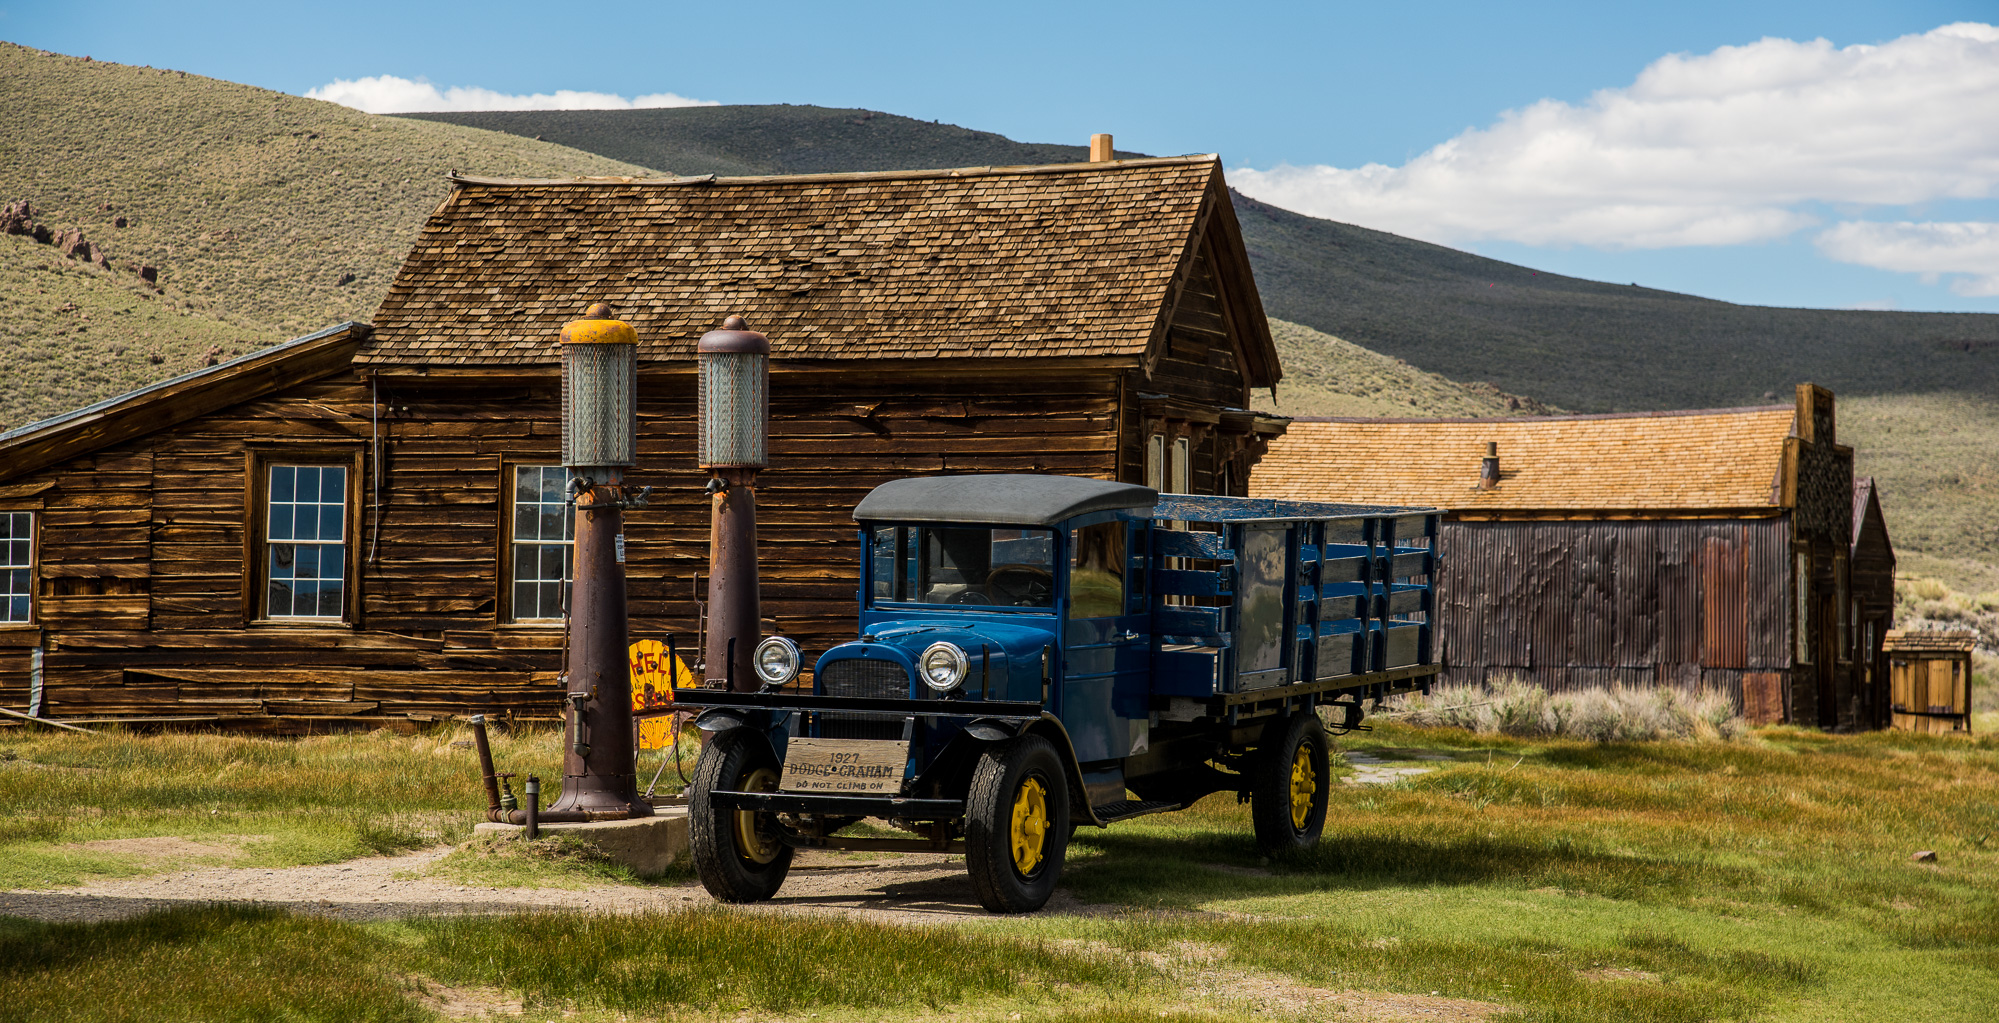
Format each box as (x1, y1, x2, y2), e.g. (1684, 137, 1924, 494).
(7, 0, 1997, 313)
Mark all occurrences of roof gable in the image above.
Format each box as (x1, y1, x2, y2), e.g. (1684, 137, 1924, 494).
(361, 156, 1277, 381)
(1250, 406, 1800, 514)
(0, 323, 366, 483)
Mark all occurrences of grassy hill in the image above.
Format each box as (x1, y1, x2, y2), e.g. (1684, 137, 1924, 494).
(1265, 318, 1555, 419)
(0, 42, 657, 429)
(0, 232, 261, 429)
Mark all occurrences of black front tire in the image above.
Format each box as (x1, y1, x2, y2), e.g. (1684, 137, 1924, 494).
(964, 735, 1070, 913)
(688, 728, 794, 903)
(1250, 712, 1331, 855)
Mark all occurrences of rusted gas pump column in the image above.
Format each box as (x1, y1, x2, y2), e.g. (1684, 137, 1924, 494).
(699, 316, 769, 692)
(545, 303, 651, 820)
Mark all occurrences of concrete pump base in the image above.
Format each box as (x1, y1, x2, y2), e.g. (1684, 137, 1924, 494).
(474, 805, 689, 876)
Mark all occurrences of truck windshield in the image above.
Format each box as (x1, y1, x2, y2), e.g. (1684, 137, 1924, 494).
(870, 526, 1056, 609)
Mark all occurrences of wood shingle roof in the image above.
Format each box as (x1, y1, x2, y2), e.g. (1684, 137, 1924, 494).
(361, 156, 1269, 372)
(1250, 407, 1800, 514)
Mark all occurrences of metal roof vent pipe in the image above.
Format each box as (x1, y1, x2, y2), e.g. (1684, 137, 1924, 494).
(1090, 133, 1114, 162)
(1478, 441, 1500, 490)
(543, 301, 653, 823)
(699, 314, 770, 692)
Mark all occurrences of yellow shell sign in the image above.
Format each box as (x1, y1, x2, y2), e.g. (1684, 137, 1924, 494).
(629, 639, 695, 751)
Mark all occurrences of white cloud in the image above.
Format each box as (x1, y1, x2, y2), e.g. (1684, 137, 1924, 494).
(1816, 221, 1999, 296)
(304, 74, 717, 114)
(1232, 22, 1999, 253)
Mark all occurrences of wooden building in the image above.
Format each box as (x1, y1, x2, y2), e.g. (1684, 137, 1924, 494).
(1883, 629, 1975, 734)
(1850, 477, 1897, 729)
(0, 154, 1287, 726)
(1250, 385, 1890, 730)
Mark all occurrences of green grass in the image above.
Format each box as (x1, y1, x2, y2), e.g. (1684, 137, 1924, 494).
(3, 724, 1997, 1020)
(0, 724, 568, 887)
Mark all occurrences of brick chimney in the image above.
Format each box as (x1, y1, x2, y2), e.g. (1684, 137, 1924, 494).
(1090, 133, 1114, 162)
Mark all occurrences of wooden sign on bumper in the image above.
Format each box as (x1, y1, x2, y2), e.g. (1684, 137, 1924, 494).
(779, 738, 908, 794)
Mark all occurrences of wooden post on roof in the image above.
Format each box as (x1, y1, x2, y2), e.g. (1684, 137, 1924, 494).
(1090, 134, 1114, 162)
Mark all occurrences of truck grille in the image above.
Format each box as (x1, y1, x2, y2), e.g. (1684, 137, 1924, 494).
(816, 657, 909, 740)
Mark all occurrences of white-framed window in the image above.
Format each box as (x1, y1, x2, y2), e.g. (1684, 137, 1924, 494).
(1, 512, 32, 623)
(510, 465, 573, 622)
(1146, 434, 1165, 490)
(265, 465, 349, 619)
(1171, 436, 1191, 494)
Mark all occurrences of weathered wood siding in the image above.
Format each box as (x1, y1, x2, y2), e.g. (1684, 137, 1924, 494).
(3, 365, 1124, 719)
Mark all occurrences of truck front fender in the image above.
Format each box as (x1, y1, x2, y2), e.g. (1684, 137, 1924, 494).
(1019, 713, 1105, 827)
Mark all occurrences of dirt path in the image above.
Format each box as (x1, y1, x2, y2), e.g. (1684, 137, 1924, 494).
(4, 748, 1430, 926)
(0, 845, 1109, 925)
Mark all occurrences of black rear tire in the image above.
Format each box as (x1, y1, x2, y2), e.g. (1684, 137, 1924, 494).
(688, 728, 794, 903)
(1250, 712, 1330, 855)
(964, 735, 1070, 913)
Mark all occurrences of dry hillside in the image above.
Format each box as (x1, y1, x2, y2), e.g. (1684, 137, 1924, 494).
(0, 42, 658, 429)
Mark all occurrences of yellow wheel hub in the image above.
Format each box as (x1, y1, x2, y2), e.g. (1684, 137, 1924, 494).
(734, 766, 780, 865)
(1009, 777, 1049, 875)
(1289, 747, 1317, 830)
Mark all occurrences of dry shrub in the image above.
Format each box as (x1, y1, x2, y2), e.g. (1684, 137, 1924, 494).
(1386, 679, 1745, 741)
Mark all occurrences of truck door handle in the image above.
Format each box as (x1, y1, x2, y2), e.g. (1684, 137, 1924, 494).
(1119, 630, 1140, 642)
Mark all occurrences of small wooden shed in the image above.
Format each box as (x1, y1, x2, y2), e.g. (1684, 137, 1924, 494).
(1883, 629, 1976, 734)
(1250, 386, 1889, 730)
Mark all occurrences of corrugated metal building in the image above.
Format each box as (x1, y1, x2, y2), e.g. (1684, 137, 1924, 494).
(1251, 385, 1889, 730)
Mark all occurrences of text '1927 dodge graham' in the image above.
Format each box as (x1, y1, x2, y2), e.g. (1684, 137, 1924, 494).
(678, 474, 1441, 912)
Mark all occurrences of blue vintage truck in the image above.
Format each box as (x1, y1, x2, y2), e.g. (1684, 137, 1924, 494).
(680, 474, 1440, 912)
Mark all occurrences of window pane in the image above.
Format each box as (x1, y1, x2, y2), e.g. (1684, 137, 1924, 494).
(270, 466, 295, 503)
(7, 541, 27, 567)
(540, 582, 561, 619)
(318, 580, 344, 618)
(270, 544, 296, 578)
(296, 468, 320, 503)
(320, 504, 343, 541)
(7, 595, 26, 622)
(514, 505, 536, 541)
(539, 508, 565, 542)
(269, 503, 294, 540)
(293, 505, 317, 541)
(296, 544, 320, 580)
(321, 545, 345, 581)
(322, 466, 346, 496)
(539, 466, 565, 502)
(515, 466, 539, 504)
(514, 581, 536, 619)
(268, 579, 293, 616)
(541, 544, 566, 581)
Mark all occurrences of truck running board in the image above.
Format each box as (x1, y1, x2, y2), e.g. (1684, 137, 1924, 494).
(1088, 799, 1184, 824)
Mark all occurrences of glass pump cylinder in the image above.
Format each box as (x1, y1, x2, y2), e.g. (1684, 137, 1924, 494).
(697, 316, 769, 469)
(560, 306, 638, 471)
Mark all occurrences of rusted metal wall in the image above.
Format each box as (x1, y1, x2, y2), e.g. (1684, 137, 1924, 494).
(1438, 516, 1793, 701)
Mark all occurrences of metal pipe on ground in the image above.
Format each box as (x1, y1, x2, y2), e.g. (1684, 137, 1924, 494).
(524, 775, 540, 840)
(470, 714, 502, 814)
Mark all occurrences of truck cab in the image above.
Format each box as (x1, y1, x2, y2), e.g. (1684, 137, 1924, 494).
(681, 474, 1439, 913)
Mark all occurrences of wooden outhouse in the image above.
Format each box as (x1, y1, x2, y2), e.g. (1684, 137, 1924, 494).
(1883, 630, 1975, 734)
(1250, 385, 1890, 730)
(0, 155, 1287, 727)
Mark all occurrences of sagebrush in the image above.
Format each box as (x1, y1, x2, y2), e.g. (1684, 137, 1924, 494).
(1383, 679, 1745, 741)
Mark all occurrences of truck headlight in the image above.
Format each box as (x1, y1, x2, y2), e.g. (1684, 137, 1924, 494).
(918, 641, 969, 692)
(753, 636, 802, 686)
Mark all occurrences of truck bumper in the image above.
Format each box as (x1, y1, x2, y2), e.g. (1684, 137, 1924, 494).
(705, 789, 964, 818)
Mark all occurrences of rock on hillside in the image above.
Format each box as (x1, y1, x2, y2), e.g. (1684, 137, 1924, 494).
(0, 233, 256, 429)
